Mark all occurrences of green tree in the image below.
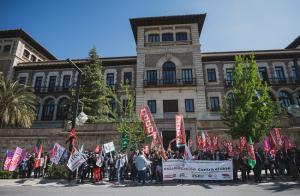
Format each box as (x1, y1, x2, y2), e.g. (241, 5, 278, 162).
(222, 54, 275, 142)
(0, 75, 37, 128)
(117, 85, 145, 151)
(79, 47, 117, 123)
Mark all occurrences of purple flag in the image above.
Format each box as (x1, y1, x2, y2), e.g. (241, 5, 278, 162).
(3, 150, 14, 171)
(263, 138, 271, 152)
(8, 147, 27, 171)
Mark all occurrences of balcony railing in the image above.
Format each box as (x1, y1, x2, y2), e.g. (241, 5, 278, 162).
(144, 78, 196, 87)
(33, 86, 73, 93)
(268, 78, 299, 85)
(225, 77, 299, 88)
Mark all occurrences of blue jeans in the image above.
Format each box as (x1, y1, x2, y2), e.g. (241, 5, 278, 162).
(117, 167, 124, 184)
(138, 170, 146, 184)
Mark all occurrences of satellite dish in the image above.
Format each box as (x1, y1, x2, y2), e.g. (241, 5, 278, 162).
(288, 104, 300, 117)
(76, 112, 88, 125)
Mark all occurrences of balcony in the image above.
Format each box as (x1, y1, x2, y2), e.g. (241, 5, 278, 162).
(268, 78, 299, 85)
(144, 78, 196, 88)
(33, 86, 73, 93)
(225, 77, 299, 88)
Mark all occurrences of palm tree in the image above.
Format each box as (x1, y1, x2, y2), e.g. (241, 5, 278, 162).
(0, 76, 37, 128)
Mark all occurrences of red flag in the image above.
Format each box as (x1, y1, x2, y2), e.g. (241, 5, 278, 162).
(139, 106, 158, 136)
(274, 128, 283, 146)
(175, 115, 185, 147)
(34, 144, 43, 169)
(283, 136, 292, 153)
(269, 132, 277, 156)
(212, 136, 219, 150)
(69, 128, 77, 146)
(239, 136, 247, 152)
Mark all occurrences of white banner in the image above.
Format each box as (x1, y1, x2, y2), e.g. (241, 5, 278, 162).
(67, 148, 86, 172)
(50, 143, 66, 165)
(163, 159, 233, 181)
(103, 142, 115, 153)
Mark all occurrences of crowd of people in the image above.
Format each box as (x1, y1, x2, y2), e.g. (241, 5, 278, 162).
(5, 144, 300, 185)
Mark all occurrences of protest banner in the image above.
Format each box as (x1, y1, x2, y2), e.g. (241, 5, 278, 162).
(3, 150, 14, 171)
(103, 142, 115, 153)
(8, 147, 26, 171)
(67, 148, 86, 172)
(50, 143, 66, 165)
(163, 159, 233, 181)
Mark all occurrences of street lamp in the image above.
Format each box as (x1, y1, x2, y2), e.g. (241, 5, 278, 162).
(66, 58, 83, 182)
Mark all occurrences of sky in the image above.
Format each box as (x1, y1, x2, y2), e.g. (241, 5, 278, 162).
(0, 0, 299, 59)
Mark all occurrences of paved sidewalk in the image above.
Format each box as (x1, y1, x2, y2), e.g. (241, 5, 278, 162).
(0, 178, 299, 187)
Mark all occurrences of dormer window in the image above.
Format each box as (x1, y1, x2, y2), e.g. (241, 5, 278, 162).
(176, 32, 188, 41)
(148, 34, 160, 43)
(162, 33, 174, 42)
(23, 49, 30, 58)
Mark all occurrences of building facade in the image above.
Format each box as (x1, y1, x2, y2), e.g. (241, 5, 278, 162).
(1, 14, 300, 150)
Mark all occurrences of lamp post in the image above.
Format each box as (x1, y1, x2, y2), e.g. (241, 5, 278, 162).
(66, 58, 83, 182)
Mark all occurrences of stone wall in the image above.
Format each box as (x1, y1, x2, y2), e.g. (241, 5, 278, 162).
(0, 123, 121, 161)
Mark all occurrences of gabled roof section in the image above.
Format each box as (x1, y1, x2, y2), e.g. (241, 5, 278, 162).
(0, 29, 56, 60)
(286, 35, 300, 49)
(130, 14, 206, 43)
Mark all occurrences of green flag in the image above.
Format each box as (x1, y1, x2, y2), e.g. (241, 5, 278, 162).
(247, 136, 256, 168)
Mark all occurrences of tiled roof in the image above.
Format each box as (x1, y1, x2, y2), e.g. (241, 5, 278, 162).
(0, 29, 56, 60)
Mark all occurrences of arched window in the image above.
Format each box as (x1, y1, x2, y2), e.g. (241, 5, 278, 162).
(42, 98, 55, 121)
(35, 103, 40, 120)
(268, 92, 276, 102)
(56, 98, 70, 120)
(279, 90, 292, 108)
(294, 91, 300, 106)
(162, 61, 176, 84)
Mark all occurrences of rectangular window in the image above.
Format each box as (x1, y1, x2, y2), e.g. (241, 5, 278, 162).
(258, 67, 268, 81)
(185, 99, 194, 112)
(34, 76, 43, 92)
(146, 70, 157, 84)
(226, 68, 233, 86)
(176, 32, 188, 41)
(23, 49, 30, 58)
(3, 45, 11, 53)
(123, 72, 132, 85)
(182, 69, 193, 83)
(62, 75, 71, 90)
(207, 69, 217, 82)
(48, 76, 56, 92)
(291, 65, 297, 80)
(31, 55, 37, 62)
(275, 66, 286, 82)
(18, 76, 27, 84)
(148, 34, 160, 43)
(122, 99, 128, 113)
(210, 97, 220, 112)
(109, 98, 116, 112)
(162, 33, 174, 42)
(106, 73, 115, 86)
(147, 100, 156, 113)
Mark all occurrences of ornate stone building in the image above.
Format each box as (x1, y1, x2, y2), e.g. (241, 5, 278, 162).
(1, 14, 300, 151)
